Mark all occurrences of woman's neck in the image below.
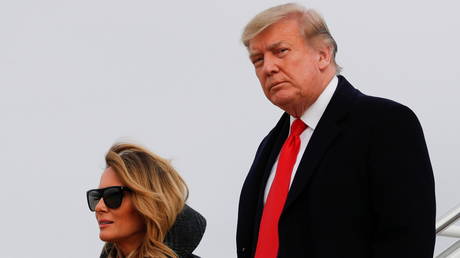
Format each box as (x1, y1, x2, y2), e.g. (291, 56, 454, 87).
(116, 234, 144, 257)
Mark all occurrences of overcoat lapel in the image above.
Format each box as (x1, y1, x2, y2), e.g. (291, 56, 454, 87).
(258, 113, 290, 196)
(284, 76, 359, 210)
(249, 113, 290, 249)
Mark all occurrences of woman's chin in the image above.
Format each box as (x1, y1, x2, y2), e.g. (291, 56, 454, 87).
(99, 232, 114, 242)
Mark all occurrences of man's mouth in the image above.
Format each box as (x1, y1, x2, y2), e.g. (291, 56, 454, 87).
(269, 81, 287, 91)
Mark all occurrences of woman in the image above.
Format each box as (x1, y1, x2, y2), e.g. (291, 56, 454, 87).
(86, 143, 206, 258)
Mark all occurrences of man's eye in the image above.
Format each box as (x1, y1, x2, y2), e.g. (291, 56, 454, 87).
(252, 58, 263, 66)
(278, 48, 289, 55)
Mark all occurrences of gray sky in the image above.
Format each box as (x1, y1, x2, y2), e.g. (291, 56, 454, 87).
(1, 1, 459, 257)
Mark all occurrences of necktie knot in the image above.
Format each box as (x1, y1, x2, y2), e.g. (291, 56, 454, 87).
(290, 119, 307, 137)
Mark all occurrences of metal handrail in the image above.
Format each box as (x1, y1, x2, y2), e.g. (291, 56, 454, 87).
(436, 205, 460, 258)
(439, 225, 460, 238)
(437, 205, 460, 234)
(437, 240, 460, 258)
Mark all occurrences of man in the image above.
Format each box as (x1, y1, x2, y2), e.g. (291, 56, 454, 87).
(236, 3, 435, 258)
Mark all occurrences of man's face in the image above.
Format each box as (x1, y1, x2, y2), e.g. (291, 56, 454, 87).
(248, 19, 326, 115)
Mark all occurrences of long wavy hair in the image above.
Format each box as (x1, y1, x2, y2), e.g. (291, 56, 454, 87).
(103, 142, 188, 258)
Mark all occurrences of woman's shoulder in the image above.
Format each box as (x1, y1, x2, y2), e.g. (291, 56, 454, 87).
(165, 204, 206, 258)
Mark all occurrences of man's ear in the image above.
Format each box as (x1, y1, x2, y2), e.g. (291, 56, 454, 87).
(317, 43, 333, 70)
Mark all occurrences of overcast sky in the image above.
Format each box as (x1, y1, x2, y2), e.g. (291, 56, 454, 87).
(1, 1, 459, 257)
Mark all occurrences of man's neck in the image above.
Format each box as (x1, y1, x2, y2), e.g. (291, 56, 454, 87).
(287, 71, 336, 118)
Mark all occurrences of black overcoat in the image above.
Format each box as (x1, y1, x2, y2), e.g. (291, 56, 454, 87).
(236, 76, 436, 258)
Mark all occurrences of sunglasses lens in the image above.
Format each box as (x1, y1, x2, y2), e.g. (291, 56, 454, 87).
(87, 190, 101, 211)
(103, 187, 123, 209)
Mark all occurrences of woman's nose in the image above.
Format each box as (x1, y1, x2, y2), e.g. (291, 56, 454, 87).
(95, 198, 107, 212)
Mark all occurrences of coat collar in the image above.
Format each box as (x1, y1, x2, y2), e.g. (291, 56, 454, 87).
(283, 75, 360, 209)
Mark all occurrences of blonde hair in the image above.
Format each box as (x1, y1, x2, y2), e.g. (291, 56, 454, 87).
(104, 143, 188, 258)
(242, 3, 342, 73)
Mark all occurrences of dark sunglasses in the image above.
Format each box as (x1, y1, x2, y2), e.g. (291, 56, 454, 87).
(86, 186, 131, 212)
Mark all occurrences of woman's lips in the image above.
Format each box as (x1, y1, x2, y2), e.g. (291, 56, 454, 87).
(98, 220, 114, 229)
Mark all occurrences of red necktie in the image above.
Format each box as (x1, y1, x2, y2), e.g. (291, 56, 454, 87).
(254, 119, 307, 258)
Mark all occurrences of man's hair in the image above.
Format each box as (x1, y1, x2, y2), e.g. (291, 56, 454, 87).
(241, 3, 342, 73)
(104, 142, 188, 258)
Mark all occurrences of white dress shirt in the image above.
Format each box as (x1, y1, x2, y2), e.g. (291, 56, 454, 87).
(264, 76, 338, 202)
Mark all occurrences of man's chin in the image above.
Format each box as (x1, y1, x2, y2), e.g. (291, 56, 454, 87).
(269, 97, 307, 117)
(269, 96, 294, 110)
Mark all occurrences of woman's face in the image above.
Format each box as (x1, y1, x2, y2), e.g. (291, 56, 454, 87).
(95, 167, 146, 249)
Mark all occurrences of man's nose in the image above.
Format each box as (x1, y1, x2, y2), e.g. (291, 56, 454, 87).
(262, 55, 279, 75)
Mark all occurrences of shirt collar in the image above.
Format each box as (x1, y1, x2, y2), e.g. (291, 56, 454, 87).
(290, 76, 338, 130)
